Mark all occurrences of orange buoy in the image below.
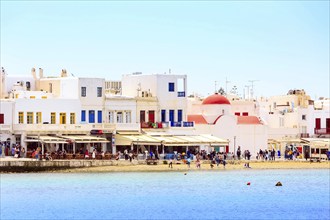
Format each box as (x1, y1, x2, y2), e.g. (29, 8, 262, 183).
(247, 182, 251, 185)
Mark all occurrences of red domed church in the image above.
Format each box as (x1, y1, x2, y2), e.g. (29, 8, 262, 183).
(187, 93, 267, 156)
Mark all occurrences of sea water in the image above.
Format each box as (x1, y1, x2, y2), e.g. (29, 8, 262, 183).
(1, 169, 329, 220)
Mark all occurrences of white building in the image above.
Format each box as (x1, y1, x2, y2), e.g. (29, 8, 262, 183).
(122, 73, 188, 126)
(187, 93, 268, 156)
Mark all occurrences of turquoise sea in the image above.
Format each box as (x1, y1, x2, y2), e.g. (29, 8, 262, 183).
(1, 169, 329, 220)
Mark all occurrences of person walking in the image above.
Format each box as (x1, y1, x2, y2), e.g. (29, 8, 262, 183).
(237, 146, 241, 160)
(196, 153, 201, 169)
(168, 158, 173, 168)
(92, 149, 96, 160)
(84, 149, 89, 159)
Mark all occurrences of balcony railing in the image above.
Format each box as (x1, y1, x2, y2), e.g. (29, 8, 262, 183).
(314, 128, 330, 135)
(171, 121, 194, 127)
(299, 133, 310, 138)
(0, 124, 12, 132)
(141, 121, 194, 129)
(12, 123, 117, 133)
(177, 91, 185, 97)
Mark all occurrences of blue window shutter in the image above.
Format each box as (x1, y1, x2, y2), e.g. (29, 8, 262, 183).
(178, 110, 182, 122)
(98, 111, 102, 123)
(81, 110, 86, 122)
(169, 110, 175, 124)
(161, 110, 166, 122)
(89, 110, 95, 123)
(168, 83, 175, 92)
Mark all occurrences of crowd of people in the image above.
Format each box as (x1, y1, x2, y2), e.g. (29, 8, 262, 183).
(1, 142, 329, 163)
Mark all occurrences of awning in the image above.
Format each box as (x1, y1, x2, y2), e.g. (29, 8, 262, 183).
(115, 134, 229, 146)
(161, 135, 228, 146)
(115, 134, 160, 146)
(59, 135, 109, 143)
(302, 138, 330, 149)
(25, 136, 68, 144)
(116, 131, 142, 135)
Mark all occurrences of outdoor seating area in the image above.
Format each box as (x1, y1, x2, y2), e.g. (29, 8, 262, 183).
(26, 151, 114, 160)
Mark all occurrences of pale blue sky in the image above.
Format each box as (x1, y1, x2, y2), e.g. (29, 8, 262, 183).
(1, 1, 329, 99)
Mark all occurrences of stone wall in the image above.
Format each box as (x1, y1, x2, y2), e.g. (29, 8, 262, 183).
(0, 160, 143, 172)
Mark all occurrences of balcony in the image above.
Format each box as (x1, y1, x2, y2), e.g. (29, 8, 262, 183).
(299, 133, 310, 138)
(140, 121, 194, 129)
(0, 124, 12, 132)
(12, 123, 117, 134)
(314, 128, 330, 135)
(171, 121, 194, 127)
(141, 122, 168, 129)
(177, 91, 185, 97)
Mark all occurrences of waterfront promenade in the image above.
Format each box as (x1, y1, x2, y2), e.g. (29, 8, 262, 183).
(0, 156, 328, 173)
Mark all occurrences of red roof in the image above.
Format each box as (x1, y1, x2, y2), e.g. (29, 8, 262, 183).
(237, 116, 262, 125)
(187, 115, 208, 124)
(202, 94, 230, 105)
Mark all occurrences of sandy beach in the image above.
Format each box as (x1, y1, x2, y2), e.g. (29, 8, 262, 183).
(60, 160, 330, 173)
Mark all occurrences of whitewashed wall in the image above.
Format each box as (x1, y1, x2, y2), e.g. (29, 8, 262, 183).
(14, 98, 81, 124)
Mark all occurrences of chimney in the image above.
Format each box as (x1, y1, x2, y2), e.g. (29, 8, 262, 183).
(39, 68, 44, 78)
(61, 69, 67, 77)
(31, 68, 37, 80)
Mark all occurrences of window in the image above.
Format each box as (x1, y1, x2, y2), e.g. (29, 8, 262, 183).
(148, 110, 155, 123)
(27, 112, 34, 124)
(30, 96, 35, 99)
(117, 112, 123, 123)
(315, 118, 321, 129)
(41, 96, 47, 99)
(161, 110, 166, 122)
(26, 81, 31, 91)
(242, 112, 249, 116)
(51, 112, 56, 124)
(60, 113, 66, 124)
(89, 110, 95, 123)
(235, 112, 240, 116)
(140, 110, 145, 122)
(36, 112, 42, 124)
(18, 112, 24, 124)
(70, 113, 75, 124)
(302, 115, 306, 120)
(178, 110, 182, 122)
(81, 110, 86, 122)
(0, 113, 4, 124)
(97, 111, 102, 123)
(108, 111, 114, 123)
(168, 82, 175, 92)
(97, 87, 102, 97)
(169, 110, 175, 122)
(125, 111, 131, 123)
(81, 87, 86, 97)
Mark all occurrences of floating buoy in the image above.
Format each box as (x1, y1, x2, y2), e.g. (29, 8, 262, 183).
(275, 181, 282, 186)
(184, 173, 187, 175)
(247, 182, 251, 185)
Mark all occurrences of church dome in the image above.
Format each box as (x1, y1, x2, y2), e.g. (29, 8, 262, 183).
(202, 93, 231, 105)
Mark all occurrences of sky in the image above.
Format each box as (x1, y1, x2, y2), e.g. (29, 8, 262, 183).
(1, 1, 329, 99)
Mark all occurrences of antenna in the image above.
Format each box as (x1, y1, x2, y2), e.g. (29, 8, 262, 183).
(169, 68, 171, 74)
(137, 83, 141, 97)
(248, 80, 259, 100)
(244, 85, 250, 100)
(214, 81, 218, 93)
(225, 77, 230, 96)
